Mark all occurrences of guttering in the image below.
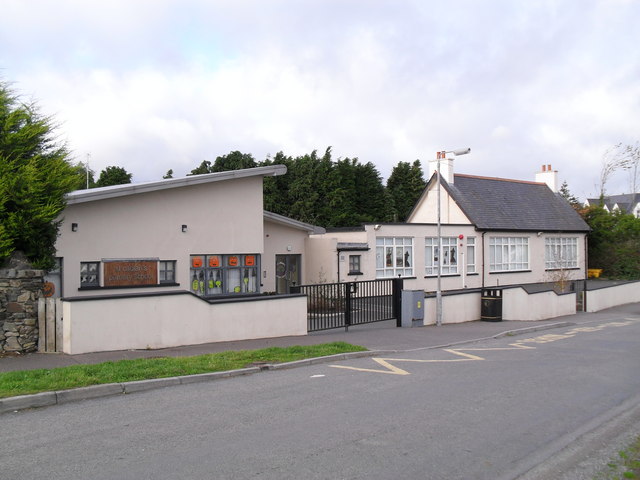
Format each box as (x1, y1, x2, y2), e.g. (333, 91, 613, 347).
(66, 165, 287, 205)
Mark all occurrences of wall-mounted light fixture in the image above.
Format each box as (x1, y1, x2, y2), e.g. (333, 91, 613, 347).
(181, 224, 188, 233)
(71, 223, 78, 232)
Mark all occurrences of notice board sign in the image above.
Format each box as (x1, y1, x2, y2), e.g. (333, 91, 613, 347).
(104, 259, 158, 287)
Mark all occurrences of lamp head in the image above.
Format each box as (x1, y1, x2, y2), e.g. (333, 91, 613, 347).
(450, 147, 471, 156)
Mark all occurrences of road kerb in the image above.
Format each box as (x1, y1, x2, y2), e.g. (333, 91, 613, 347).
(0, 391, 57, 414)
(0, 321, 576, 414)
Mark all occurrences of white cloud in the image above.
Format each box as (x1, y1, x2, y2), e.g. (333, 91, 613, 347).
(1, 0, 639, 199)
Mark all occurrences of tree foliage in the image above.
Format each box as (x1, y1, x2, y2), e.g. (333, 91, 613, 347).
(188, 148, 427, 228)
(599, 144, 633, 198)
(95, 165, 133, 187)
(261, 148, 393, 227)
(188, 151, 257, 175)
(583, 206, 640, 279)
(0, 82, 79, 269)
(71, 161, 96, 189)
(386, 160, 425, 221)
(559, 181, 581, 209)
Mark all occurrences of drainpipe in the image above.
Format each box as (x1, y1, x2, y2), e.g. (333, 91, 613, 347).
(336, 249, 341, 283)
(481, 231, 487, 289)
(583, 235, 588, 312)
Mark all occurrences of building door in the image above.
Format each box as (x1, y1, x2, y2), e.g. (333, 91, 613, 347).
(275, 254, 301, 294)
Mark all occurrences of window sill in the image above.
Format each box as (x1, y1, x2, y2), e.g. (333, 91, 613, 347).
(424, 274, 460, 278)
(545, 267, 580, 272)
(347, 271, 363, 276)
(488, 270, 531, 275)
(80, 283, 180, 291)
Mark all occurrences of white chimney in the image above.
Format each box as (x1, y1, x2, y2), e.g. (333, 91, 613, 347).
(535, 164, 558, 192)
(429, 156, 455, 184)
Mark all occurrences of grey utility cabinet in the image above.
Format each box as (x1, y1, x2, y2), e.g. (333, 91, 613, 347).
(401, 290, 425, 327)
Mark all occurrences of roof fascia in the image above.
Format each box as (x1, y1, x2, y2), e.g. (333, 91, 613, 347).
(263, 210, 325, 234)
(66, 165, 287, 205)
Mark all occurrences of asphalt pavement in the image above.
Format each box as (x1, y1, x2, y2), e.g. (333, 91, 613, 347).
(2, 303, 640, 479)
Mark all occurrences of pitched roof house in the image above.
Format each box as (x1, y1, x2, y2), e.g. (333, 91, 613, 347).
(584, 194, 640, 218)
(308, 162, 589, 294)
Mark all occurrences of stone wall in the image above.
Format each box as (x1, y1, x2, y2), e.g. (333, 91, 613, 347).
(0, 268, 44, 353)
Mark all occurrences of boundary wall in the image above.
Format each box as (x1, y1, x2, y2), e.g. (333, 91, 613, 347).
(61, 292, 307, 354)
(586, 281, 640, 312)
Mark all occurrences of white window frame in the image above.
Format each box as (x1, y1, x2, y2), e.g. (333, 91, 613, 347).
(545, 237, 578, 270)
(425, 237, 458, 275)
(376, 237, 413, 278)
(489, 237, 529, 272)
(466, 237, 476, 274)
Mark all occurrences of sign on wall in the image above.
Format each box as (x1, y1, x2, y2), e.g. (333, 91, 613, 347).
(103, 260, 158, 287)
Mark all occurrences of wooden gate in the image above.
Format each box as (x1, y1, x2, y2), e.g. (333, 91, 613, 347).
(37, 298, 63, 352)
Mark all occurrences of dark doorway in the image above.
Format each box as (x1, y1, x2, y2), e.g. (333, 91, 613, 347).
(275, 254, 301, 294)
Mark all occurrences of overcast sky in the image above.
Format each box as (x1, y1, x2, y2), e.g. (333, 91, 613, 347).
(2, 0, 638, 200)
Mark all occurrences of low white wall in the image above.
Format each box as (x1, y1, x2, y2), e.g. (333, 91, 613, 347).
(62, 293, 308, 354)
(586, 282, 640, 312)
(423, 291, 482, 325)
(502, 288, 576, 321)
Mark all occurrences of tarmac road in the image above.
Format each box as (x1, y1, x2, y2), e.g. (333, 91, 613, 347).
(1, 304, 639, 479)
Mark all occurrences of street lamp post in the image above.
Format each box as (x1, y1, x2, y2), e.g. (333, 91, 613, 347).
(436, 147, 470, 326)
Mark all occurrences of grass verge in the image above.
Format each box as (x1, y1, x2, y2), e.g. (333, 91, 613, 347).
(0, 342, 367, 399)
(595, 435, 640, 480)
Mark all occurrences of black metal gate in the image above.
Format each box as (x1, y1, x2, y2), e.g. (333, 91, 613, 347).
(292, 278, 403, 332)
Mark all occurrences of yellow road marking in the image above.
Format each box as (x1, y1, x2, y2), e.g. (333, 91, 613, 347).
(329, 318, 640, 376)
(330, 358, 411, 375)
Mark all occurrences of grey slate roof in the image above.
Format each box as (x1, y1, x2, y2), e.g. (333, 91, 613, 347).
(586, 193, 640, 213)
(445, 174, 590, 232)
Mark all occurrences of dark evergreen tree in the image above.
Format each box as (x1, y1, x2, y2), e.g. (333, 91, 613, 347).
(95, 166, 133, 187)
(559, 181, 581, 209)
(211, 151, 257, 172)
(584, 206, 640, 279)
(0, 81, 79, 268)
(386, 160, 425, 221)
(188, 160, 213, 175)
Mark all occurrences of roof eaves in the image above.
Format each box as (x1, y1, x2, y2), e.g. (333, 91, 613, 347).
(263, 211, 325, 234)
(66, 165, 287, 205)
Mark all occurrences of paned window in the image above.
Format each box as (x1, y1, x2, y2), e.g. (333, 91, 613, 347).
(466, 237, 476, 274)
(489, 237, 529, 272)
(159, 260, 176, 283)
(80, 261, 100, 287)
(190, 254, 260, 296)
(425, 237, 458, 275)
(376, 237, 413, 278)
(348, 255, 361, 274)
(545, 237, 578, 269)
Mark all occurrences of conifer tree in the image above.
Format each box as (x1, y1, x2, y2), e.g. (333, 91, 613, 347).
(0, 82, 79, 269)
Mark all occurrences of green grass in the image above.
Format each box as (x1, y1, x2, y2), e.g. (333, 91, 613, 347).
(595, 436, 640, 480)
(0, 342, 367, 399)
